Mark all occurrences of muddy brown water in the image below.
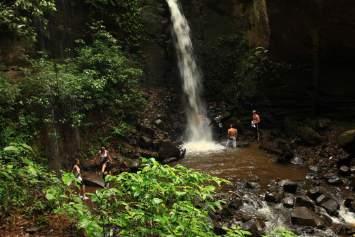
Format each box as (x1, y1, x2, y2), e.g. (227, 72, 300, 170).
(84, 144, 307, 191)
(177, 144, 307, 188)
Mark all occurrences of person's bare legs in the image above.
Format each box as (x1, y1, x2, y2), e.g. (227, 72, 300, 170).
(101, 162, 107, 174)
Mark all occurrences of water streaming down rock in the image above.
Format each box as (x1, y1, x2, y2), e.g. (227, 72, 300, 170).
(166, 0, 223, 153)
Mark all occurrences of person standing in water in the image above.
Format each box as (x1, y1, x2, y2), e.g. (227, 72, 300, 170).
(251, 110, 261, 141)
(214, 113, 224, 139)
(226, 124, 238, 148)
(72, 159, 88, 200)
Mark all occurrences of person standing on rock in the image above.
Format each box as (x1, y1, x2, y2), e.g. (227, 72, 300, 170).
(72, 159, 88, 200)
(251, 110, 261, 142)
(226, 124, 238, 148)
(99, 146, 112, 177)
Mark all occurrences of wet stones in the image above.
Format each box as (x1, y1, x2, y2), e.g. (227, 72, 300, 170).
(295, 196, 315, 210)
(307, 187, 322, 200)
(282, 195, 295, 208)
(339, 165, 350, 176)
(228, 198, 243, 210)
(344, 197, 355, 213)
(327, 175, 342, 185)
(265, 191, 282, 203)
(245, 181, 260, 190)
(158, 141, 184, 162)
(320, 199, 339, 216)
(291, 207, 324, 227)
(279, 180, 298, 193)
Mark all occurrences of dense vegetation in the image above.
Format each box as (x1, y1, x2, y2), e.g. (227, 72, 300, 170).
(0, 143, 58, 218)
(0, 27, 144, 147)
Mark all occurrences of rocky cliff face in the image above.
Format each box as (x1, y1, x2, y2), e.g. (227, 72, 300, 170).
(161, 0, 355, 115)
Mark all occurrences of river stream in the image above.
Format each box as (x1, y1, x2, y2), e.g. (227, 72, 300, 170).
(178, 143, 307, 188)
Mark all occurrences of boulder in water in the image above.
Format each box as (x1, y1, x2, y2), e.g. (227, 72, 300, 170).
(279, 179, 298, 193)
(344, 197, 355, 212)
(316, 194, 328, 204)
(228, 198, 243, 210)
(158, 141, 184, 162)
(245, 181, 260, 190)
(295, 196, 316, 210)
(264, 191, 282, 203)
(291, 207, 324, 227)
(282, 196, 295, 208)
(320, 199, 340, 216)
(307, 187, 323, 200)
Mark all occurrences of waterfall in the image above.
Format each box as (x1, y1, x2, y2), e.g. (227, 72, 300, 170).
(166, 0, 223, 153)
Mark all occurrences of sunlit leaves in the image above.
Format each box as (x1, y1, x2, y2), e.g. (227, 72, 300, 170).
(0, 0, 56, 41)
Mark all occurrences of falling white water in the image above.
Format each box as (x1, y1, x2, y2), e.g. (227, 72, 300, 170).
(166, 0, 223, 153)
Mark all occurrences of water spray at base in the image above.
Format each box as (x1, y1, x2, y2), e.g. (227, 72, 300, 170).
(166, 0, 224, 154)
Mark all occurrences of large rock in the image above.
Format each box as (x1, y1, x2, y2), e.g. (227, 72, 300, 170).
(282, 196, 295, 208)
(338, 129, 355, 154)
(307, 187, 322, 200)
(265, 191, 282, 203)
(295, 196, 315, 210)
(158, 141, 182, 162)
(291, 207, 324, 227)
(320, 199, 340, 216)
(279, 180, 298, 193)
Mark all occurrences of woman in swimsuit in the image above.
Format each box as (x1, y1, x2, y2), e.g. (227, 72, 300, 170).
(99, 147, 112, 175)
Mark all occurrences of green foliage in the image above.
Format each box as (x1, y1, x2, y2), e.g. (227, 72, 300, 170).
(111, 122, 134, 138)
(0, 29, 144, 146)
(72, 28, 145, 119)
(263, 227, 298, 237)
(49, 158, 230, 237)
(83, 0, 143, 50)
(0, 0, 56, 41)
(224, 225, 252, 237)
(0, 142, 59, 217)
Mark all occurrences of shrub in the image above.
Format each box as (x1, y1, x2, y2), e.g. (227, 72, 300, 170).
(47, 158, 229, 237)
(0, 143, 59, 218)
(0, 0, 56, 41)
